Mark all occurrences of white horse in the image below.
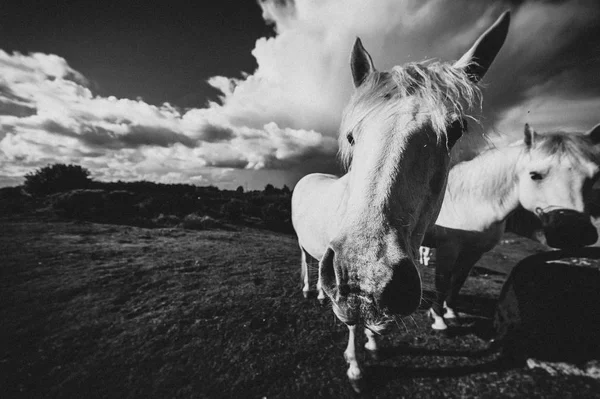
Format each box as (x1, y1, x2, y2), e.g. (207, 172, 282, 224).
(292, 12, 510, 391)
(419, 246, 434, 266)
(425, 123, 600, 330)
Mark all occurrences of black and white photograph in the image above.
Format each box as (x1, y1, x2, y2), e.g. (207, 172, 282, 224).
(2, 0, 600, 397)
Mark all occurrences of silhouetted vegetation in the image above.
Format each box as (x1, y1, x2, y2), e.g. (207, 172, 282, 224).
(2, 163, 293, 234)
(24, 164, 92, 196)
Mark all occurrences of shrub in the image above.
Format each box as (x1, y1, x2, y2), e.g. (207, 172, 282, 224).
(220, 199, 247, 221)
(264, 184, 276, 195)
(24, 164, 91, 196)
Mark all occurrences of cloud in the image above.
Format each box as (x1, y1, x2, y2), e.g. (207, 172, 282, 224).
(0, 46, 337, 188)
(1, 0, 599, 189)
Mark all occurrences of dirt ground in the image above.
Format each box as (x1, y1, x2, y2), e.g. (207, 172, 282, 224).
(2, 216, 600, 398)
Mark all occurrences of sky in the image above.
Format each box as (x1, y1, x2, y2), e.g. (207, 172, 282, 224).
(1, 0, 599, 190)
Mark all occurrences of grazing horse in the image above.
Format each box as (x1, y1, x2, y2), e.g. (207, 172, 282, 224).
(425, 123, 600, 331)
(292, 12, 510, 391)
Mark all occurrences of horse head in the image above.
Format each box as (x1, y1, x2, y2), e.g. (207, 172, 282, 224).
(517, 123, 600, 248)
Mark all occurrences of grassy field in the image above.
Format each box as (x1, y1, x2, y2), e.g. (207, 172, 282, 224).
(2, 217, 599, 398)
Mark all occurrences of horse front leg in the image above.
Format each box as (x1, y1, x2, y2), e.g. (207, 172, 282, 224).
(344, 325, 364, 392)
(316, 276, 326, 304)
(429, 245, 459, 331)
(444, 250, 483, 319)
(429, 266, 450, 330)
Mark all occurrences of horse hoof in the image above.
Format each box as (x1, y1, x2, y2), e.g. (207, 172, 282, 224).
(318, 297, 327, 305)
(302, 291, 309, 299)
(428, 308, 448, 331)
(443, 303, 459, 320)
(348, 377, 366, 393)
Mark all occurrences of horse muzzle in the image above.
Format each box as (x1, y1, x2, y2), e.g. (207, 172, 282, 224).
(538, 208, 598, 249)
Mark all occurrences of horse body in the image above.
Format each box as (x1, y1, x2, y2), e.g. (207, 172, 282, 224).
(292, 173, 348, 260)
(427, 123, 600, 330)
(291, 11, 510, 391)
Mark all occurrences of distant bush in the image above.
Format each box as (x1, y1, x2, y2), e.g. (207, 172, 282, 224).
(261, 202, 293, 233)
(0, 186, 31, 215)
(24, 164, 91, 196)
(13, 170, 296, 233)
(220, 199, 247, 221)
(50, 189, 138, 222)
(264, 184, 276, 195)
(50, 189, 106, 218)
(181, 214, 220, 230)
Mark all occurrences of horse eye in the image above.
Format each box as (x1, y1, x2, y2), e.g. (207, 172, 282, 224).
(347, 132, 355, 145)
(447, 119, 465, 148)
(530, 172, 543, 181)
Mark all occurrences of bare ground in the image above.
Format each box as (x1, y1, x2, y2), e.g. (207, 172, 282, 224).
(1, 217, 599, 398)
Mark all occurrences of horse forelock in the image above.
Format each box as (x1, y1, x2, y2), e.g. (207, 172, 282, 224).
(337, 61, 482, 171)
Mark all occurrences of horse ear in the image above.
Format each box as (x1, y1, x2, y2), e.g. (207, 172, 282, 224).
(524, 123, 536, 147)
(586, 123, 600, 145)
(351, 37, 376, 88)
(454, 11, 511, 83)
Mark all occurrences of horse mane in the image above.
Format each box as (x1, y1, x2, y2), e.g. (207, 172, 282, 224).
(446, 145, 520, 205)
(337, 61, 482, 171)
(534, 131, 600, 166)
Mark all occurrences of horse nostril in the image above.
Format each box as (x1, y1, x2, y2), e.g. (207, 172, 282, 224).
(381, 260, 422, 316)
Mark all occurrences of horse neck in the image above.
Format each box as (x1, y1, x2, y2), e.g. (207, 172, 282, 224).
(447, 145, 524, 223)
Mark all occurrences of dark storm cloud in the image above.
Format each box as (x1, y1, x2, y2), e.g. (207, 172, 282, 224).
(483, 2, 600, 112)
(0, 99, 37, 118)
(199, 124, 236, 143)
(0, 84, 37, 117)
(124, 125, 197, 148)
(205, 158, 250, 169)
(41, 119, 198, 149)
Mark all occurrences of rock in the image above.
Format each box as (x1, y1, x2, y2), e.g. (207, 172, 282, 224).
(494, 248, 600, 363)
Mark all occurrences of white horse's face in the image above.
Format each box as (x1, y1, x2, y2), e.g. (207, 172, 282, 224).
(319, 13, 510, 329)
(518, 124, 600, 248)
(325, 93, 457, 327)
